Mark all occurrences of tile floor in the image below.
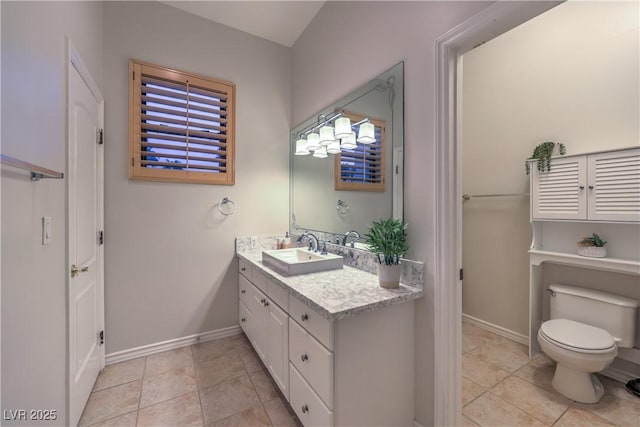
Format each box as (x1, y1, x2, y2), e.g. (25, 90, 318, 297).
(79, 334, 302, 427)
(461, 321, 640, 427)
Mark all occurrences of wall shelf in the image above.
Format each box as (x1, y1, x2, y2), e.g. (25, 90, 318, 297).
(529, 249, 640, 276)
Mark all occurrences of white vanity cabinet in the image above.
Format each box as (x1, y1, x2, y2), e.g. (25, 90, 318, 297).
(531, 147, 640, 222)
(237, 256, 416, 427)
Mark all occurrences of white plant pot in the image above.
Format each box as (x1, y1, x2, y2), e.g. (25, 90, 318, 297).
(577, 245, 607, 258)
(377, 263, 402, 289)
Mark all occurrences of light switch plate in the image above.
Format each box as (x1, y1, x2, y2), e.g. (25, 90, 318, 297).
(42, 217, 52, 245)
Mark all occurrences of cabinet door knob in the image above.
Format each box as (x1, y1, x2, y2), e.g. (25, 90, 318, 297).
(579, 185, 585, 190)
(301, 404, 309, 414)
(241, 290, 246, 294)
(301, 313, 309, 322)
(260, 298, 266, 304)
(264, 300, 269, 307)
(589, 185, 594, 190)
(241, 318, 246, 322)
(301, 353, 308, 362)
(241, 267, 246, 272)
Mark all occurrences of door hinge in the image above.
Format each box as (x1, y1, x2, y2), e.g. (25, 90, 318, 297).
(98, 230, 104, 245)
(131, 157, 135, 167)
(459, 268, 464, 281)
(98, 330, 104, 345)
(97, 129, 104, 145)
(132, 70, 135, 80)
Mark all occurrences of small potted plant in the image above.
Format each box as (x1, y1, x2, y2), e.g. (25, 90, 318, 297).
(577, 233, 607, 258)
(364, 218, 409, 289)
(526, 141, 566, 175)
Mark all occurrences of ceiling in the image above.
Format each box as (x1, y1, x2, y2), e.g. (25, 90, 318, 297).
(160, 1, 325, 47)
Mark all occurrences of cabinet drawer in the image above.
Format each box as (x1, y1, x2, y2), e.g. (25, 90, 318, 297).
(239, 258, 251, 280)
(290, 297, 333, 350)
(289, 319, 333, 409)
(239, 275, 252, 308)
(289, 363, 333, 427)
(239, 300, 251, 336)
(267, 278, 289, 313)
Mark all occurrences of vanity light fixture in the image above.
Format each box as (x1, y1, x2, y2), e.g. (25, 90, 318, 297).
(319, 125, 336, 146)
(313, 145, 328, 158)
(306, 132, 321, 151)
(340, 131, 357, 150)
(295, 137, 310, 155)
(334, 117, 352, 139)
(357, 122, 376, 144)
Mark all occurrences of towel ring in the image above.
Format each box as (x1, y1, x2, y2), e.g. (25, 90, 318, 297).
(337, 199, 349, 215)
(218, 197, 236, 216)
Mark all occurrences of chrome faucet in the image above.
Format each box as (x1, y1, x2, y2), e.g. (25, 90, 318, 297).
(342, 230, 361, 248)
(296, 231, 319, 252)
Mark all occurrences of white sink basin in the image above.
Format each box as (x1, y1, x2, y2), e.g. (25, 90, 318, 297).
(262, 248, 344, 276)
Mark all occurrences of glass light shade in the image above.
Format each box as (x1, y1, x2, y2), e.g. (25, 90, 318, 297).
(340, 131, 357, 150)
(306, 132, 321, 151)
(294, 138, 310, 156)
(319, 125, 336, 146)
(357, 122, 376, 144)
(334, 117, 352, 139)
(312, 145, 328, 158)
(326, 140, 341, 154)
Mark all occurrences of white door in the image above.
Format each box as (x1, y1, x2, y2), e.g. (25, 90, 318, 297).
(68, 45, 104, 426)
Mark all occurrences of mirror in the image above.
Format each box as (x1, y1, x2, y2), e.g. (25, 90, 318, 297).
(290, 62, 404, 242)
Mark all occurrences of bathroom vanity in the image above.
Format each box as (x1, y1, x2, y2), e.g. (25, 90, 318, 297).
(236, 237, 422, 427)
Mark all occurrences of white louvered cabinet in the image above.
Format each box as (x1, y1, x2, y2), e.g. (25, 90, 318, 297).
(531, 148, 639, 223)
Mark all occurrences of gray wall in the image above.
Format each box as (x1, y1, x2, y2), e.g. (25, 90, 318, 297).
(103, 2, 291, 353)
(1, 1, 103, 424)
(292, 2, 491, 424)
(461, 1, 640, 336)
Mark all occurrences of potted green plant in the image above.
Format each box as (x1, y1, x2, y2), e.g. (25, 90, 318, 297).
(526, 141, 566, 175)
(364, 218, 409, 289)
(577, 233, 607, 258)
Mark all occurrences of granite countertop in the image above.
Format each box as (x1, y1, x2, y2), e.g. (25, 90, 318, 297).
(237, 248, 423, 321)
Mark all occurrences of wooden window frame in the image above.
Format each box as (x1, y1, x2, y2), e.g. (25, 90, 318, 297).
(334, 111, 386, 192)
(129, 59, 235, 185)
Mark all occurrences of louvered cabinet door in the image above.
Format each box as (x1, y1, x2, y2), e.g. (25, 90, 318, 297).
(587, 149, 640, 222)
(532, 156, 588, 220)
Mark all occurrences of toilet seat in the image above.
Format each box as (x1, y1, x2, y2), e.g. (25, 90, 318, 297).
(540, 319, 616, 353)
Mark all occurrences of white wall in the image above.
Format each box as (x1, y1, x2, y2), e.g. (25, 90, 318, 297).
(1, 1, 103, 424)
(103, 2, 291, 353)
(292, 2, 491, 424)
(461, 1, 640, 336)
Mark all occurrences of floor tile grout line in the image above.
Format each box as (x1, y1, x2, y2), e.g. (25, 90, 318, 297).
(190, 345, 207, 427)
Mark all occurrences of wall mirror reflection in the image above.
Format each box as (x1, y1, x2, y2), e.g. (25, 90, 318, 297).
(290, 62, 404, 245)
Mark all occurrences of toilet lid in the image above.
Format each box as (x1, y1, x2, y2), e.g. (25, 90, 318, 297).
(540, 319, 615, 351)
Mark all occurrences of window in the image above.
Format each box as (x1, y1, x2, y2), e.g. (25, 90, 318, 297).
(335, 112, 386, 191)
(129, 60, 235, 185)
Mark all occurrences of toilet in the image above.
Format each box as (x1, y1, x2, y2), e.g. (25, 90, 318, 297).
(537, 284, 639, 404)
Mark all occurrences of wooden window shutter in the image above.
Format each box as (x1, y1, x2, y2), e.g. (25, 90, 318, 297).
(335, 112, 386, 192)
(129, 60, 235, 185)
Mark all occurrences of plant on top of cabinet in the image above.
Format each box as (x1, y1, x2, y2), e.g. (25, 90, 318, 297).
(365, 218, 408, 289)
(577, 233, 608, 258)
(526, 141, 566, 174)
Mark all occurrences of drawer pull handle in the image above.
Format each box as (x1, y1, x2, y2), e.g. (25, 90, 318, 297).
(241, 318, 246, 322)
(241, 290, 246, 294)
(301, 353, 308, 362)
(301, 313, 309, 322)
(301, 404, 309, 414)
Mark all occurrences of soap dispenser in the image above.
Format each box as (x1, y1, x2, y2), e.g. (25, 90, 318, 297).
(282, 232, 291, 249)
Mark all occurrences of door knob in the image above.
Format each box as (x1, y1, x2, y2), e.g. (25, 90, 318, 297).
(71, 264, 89, 278)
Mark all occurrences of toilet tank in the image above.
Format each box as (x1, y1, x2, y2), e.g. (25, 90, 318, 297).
(549, 283, 640, 348)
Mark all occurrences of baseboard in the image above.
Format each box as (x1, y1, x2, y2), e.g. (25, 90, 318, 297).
(601, 365, 637, 383)
(462, 313, 529, 346)
(413, 420, 425, 427)
(105, 325, 242, 365)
